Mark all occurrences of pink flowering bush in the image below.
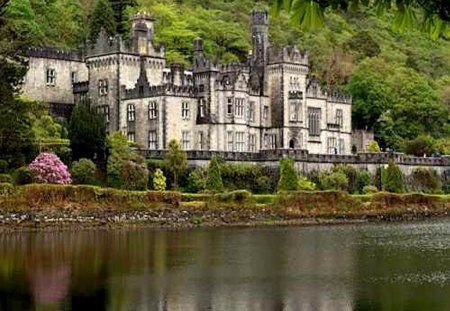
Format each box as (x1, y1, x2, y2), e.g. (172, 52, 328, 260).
(29, 153, 72, 184)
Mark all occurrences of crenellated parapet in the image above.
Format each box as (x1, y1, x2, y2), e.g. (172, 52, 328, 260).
(268, 46, 309, 65)
(123, 83, 197, 100)
(28, 46, 84, 61)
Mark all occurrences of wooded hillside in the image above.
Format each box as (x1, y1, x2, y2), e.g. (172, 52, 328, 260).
(1, 0, 449, 153)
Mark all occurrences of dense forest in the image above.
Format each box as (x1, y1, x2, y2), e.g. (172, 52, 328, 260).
(1, 0, 449, 154)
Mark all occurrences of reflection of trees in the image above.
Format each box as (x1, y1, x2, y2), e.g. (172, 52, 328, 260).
(1, 224, 447, 310)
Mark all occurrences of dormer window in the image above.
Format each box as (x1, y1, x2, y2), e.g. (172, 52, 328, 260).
(99, 79, 108, 96)
(46, 68, 56, 86)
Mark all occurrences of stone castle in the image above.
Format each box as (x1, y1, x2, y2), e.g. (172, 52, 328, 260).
(22, 10, 352, 155)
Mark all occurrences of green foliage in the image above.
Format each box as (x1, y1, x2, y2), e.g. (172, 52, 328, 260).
(362, 185, 378, 194)
(320, 171, 349, 191)
(333, 165, 357, 193)
(0, 97, 37, 169)
(0, 174, 12, 183)
(346, 30, 380, 59)
(89, 0, 117, 42)
(403, 135, 436, 157)
(0, 160, 8, 173)
(383, 160, 405, 193)
(409, 168, 442, 194)
(185, 168, 205, 193)
(297, 175, 316, 191)
(68, 100, 107, 169)
(71, 158, 97, 185)
(220, 163, 269, 193)
(109, 0, 137, 35)
(356, 170, 371, 194)
(107, 132, 148, 190)
(14, 166, 32, 185)
(0, 183, 14, 196)
(205, 156, 224, 193)
(278, 158, 298, 191)
(153, 168, 166, 191)
(367, 140, 381, 152)
(164, 140, 187, 189)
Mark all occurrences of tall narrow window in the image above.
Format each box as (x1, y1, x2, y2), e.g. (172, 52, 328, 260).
(148, 130, 158, 149)
(265, 134, 276, 149)
(182, 102, 190, 120)
(46, 68, 56, 85)
(308, 107, 321, 136)
(227, 98, 233, 115)
(339, 138, 345, 154)
(127, 104, 135, 122)
(249, 134, 256, 152)
(248, 101, 255, 122)
(182, 131, 190, 150)
(289, 101, 298, 122)
(235, 98, 245, 117)
(198, 131, 204, 150)
(127, 132, 135, 142)
(199, 98, 205, 118)
(235, 132, 245, 152)
(97, 105, 110, 123)
(99, 79, 108, 96)
(263, 106, 269, 120)
(148, 101, 157, 120)
(71, 71, 77, 84)
(327, 137, 337, 154)
(336, 109, 343, 128)
(227, 131, 234, 151)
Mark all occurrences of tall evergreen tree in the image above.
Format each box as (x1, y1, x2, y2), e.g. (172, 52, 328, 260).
(278, 158, 298, 192)
(164, 139, 187, 189)
(109, 0, 136, 36)
(205, 156, 223, 193)
(383, 160, 405, 193)
(88, 0, 116, 43)
(68, 100, 107, 169)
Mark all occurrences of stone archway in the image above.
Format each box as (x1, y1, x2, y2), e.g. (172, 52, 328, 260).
(289, 139, 296, 149)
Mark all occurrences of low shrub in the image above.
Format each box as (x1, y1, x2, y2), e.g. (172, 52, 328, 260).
(206, 156, 224, 192)
(254, 175, 271, 194)
(0, 174, 12, 184)
(185, 168, 206, 193)
(333, 165, 357, 193)
(0, 183, 14, 196)
(29, 153, 71, 184)
(362, 185, 378, 194)
(356, 170, 372, 193)
(121, 160, 149, 191)
(408, 168, 442, 194)
(214, 190, 253, 204)
(153, 168, 166, 191)
(14, 167, 32, 185)
(71, 158, 97, 185)
(297, 176, 316, 191)
(320, 171, 349, 191)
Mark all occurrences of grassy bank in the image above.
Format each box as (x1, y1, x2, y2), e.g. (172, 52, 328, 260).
(0, 184, 449, 228)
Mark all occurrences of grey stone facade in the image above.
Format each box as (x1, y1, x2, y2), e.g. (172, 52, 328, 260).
(22, 10, 352, 155)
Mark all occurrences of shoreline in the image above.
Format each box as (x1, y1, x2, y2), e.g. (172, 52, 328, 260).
(0, 184, 449, 231)
(0, 205, 448, 231)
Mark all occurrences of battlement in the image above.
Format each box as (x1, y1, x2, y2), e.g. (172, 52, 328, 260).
(268, 46, 308, 65)
(218, 62, 249, 73)
(123, 83, 197, 100)
(28, 46, 84, 61)
(131, 11, 155, 23)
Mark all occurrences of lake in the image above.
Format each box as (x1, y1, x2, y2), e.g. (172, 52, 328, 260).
(0, 219, 449, 310)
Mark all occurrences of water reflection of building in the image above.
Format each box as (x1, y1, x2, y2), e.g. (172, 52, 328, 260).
(105, 227, 356, 310)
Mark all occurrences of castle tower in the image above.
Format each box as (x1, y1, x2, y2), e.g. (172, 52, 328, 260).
(130, 12, 155, 55)
(251, 10, 269, 67)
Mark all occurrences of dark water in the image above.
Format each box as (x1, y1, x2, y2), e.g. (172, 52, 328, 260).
(0, 220, 449, 311)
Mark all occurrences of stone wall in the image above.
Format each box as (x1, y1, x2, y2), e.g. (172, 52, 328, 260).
(141, 149, 450, 176)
